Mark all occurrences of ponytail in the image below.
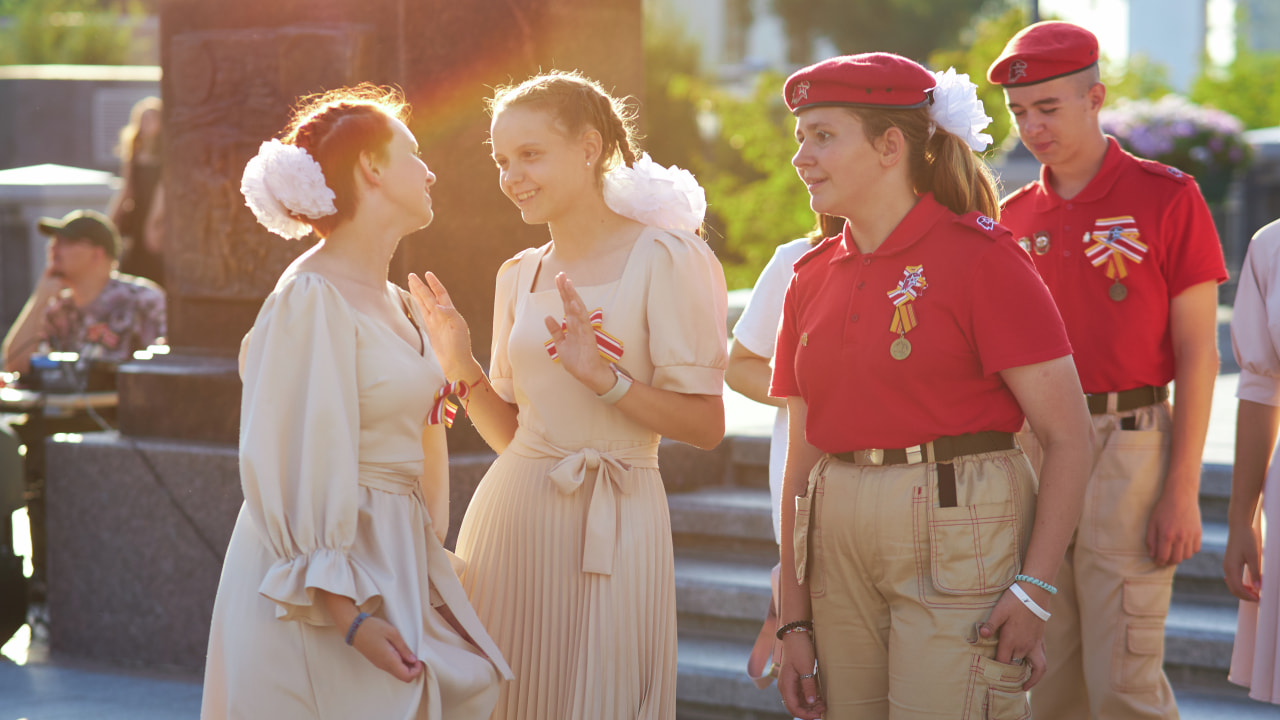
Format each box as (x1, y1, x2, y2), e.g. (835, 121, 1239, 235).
(850, 107, 1000, 219)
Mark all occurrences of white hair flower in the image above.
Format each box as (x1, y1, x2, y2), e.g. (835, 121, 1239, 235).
(929, 68, 994, 153)
(603, 154, 707, 235)
(240, 139, 338, 240)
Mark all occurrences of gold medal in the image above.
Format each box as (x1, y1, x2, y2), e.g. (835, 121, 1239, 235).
(1109, 281, 1127, 301)
(890, 336, 912, 360)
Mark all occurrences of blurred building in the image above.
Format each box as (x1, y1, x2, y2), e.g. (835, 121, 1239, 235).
(1241, 0, 1280, 51)
(1128, 0, 1206, 92)
(652, 0, 836, 86)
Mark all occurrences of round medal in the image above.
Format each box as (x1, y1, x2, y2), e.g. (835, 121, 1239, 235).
(1033, 232, 1051, 255)
(890, 336, 912, 360)
(1109, 281, 1127, 301)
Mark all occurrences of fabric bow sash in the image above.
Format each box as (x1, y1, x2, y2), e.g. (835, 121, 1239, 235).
(508, 428, 659, 576)
(545, 307, 624, 363)
(1085, 216, 1147, 280)
(427, 379, 472, 428)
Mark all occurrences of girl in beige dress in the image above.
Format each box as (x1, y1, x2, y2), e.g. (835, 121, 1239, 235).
(409, 72, 728, 719)
(201, 86, 510, 720)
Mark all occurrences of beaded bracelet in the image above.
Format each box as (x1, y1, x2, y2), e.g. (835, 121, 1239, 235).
(1014, 573, 1058, 595)
(775, 620, 814, 640)
(345, 612, 371, 646)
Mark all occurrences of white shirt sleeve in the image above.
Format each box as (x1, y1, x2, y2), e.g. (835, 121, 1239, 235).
(731, 238, 813, 360)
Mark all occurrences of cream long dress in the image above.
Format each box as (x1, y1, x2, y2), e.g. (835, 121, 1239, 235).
(1229, 220, 1280, 704)
(201, 272, 512, 720)
(457, 228, 728, 720)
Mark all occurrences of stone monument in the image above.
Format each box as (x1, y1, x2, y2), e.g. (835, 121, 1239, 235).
(44, 0, 644, 671)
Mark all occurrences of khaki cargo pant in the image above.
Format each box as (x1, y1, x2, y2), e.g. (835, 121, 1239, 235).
(1020, 403, 1178, 719)
(795, 449, 1037, 719)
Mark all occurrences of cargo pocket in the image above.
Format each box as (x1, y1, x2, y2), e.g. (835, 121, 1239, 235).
(1086, 429, 1168, 554)
(929, 501, 1019, 596)
(1112, 578, 1172, 693)
(964, 654, 1031, 720)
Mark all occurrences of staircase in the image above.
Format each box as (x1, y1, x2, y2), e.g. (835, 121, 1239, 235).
(668, 436, 1270, 719)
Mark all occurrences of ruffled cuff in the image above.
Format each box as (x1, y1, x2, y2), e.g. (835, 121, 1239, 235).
(258, 547, 382, 625)
(1238, 369, 1280, 408)
(652, 364, 725, 396)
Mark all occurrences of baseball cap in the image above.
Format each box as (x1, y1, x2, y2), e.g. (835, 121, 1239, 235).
(37, 209, 120, 259)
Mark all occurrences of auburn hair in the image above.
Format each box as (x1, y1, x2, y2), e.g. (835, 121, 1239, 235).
(488, 70, 640, 182)
(849, 106, 1000, 220)
(280, 84, 410, 237)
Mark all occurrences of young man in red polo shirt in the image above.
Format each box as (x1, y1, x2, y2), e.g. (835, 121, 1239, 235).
(988, 21, 1228, 719)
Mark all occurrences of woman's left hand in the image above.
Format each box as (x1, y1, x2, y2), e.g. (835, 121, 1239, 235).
(979, 588, 1049, 690)
(544, 273, 616, 394)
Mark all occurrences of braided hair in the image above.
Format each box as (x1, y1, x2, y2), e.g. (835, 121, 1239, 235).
(280, 84, 409, 237)
(488, 71, 639, 183)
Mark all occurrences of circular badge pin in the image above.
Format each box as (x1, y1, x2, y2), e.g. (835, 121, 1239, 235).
(1017, 237, 1032, 254)
(890, 336, 912, 360)
(1033, 232, 1051, 255)
(1109, 281, 1128, 302)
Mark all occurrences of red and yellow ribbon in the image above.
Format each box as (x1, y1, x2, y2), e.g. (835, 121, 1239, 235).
(545, 307, 624, 363)
(887, 265, 927, 335)
(1085, 216, 1147, 280)
(427, 379, 473, 428)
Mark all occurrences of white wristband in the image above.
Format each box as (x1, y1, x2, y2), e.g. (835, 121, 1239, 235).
(1009, 582, 1051, 621)
(597, 366, 633, 405)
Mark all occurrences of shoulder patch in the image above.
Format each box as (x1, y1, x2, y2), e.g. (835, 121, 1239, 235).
(793, 235, 840, 270)
(1135, 156, 1193, 185)
(955, 211, 1007, 241)
(999, 181, 1038, 209)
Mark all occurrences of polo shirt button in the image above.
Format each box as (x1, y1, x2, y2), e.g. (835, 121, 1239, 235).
(850, 314, 860, 322)
(1066, 203, 1074, 210)
(857, 281, 866, 289)
(862, 257, 872, 265)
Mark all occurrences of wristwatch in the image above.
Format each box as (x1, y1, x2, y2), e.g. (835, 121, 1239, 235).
(597, 364, 633, 405)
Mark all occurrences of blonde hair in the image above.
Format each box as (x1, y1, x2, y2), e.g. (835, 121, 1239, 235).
(488, 70, 640, 182)
(849, 106, 1000, 220)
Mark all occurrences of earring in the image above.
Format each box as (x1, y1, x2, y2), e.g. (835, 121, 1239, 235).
(586, 161, 591, 167)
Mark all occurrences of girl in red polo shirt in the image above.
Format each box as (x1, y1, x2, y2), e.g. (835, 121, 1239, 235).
(770, 53, 1094, 719)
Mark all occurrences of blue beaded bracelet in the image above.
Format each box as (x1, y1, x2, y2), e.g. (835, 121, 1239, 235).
(1015, 574, 1058, 595)
(345, 612, 371, 645)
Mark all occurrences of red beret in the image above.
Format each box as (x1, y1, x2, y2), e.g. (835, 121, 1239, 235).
(784, 53, 936, 114)
(987, 21, 1099, 87)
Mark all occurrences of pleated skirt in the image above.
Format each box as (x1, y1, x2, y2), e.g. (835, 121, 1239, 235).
(456, 449, 677, 720)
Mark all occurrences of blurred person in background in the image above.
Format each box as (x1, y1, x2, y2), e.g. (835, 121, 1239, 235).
(1224, 218, 1280, 705)
(108, 96, 166, 287)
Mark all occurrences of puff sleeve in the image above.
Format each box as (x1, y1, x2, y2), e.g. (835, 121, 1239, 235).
(488, 251, 530, 404)
(643, 229, 729, 395)
(237, 274, 380, 624)
(1232, 221, 1280, 408)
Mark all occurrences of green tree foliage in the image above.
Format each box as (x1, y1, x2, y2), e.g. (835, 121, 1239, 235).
(775, 0, 1007, 62)
(0, 0, 146, 66)
(929, 5, 1029, 150)
(1190, 50, 1280, 131)
(701, 73, 818, 289)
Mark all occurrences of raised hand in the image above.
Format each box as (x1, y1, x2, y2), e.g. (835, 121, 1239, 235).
(349, 614, 424, 683)
(408, 271, 477, 382)
(543, 273, 615, 394)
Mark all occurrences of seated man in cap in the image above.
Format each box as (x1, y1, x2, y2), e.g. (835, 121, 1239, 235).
(988, 20, 1227, 720)
(2, 209, 166, 376)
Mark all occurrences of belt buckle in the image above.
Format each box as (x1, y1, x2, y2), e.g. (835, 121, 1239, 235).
(905, 445, 924, 464)
(861, 448, 884, 465)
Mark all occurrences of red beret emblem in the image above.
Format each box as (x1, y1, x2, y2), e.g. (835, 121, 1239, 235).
(792, 81, 811, 106)
(1009, 60, 1027, 83)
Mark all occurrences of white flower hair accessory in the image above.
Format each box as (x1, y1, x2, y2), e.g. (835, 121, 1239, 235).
(929, 68, 994, 153)
(603, 153, 707, 234)
(240, 139, 338, 240)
